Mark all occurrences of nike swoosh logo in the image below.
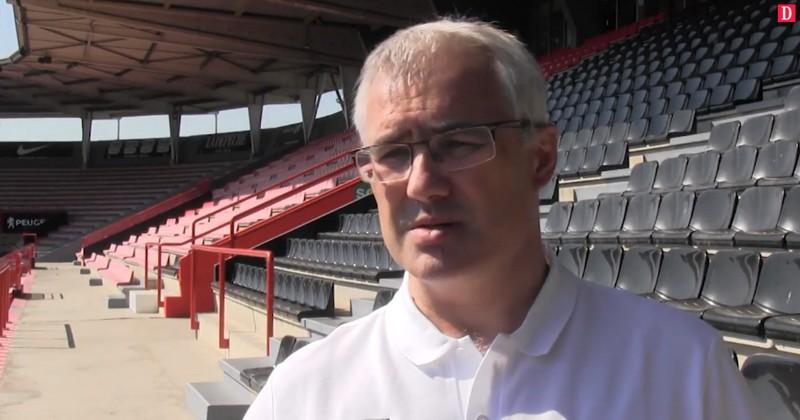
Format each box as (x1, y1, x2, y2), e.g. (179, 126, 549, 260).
(17, 145, 48, 156)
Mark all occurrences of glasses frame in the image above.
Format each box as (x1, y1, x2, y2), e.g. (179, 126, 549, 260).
(354, 119, 547, 183)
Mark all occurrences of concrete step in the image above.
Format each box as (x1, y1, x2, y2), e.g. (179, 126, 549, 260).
(185, 381, 253, 420)
(219, 357, 272, 395)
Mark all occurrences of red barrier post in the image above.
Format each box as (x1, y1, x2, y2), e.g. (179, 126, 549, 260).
(0, 267, 7, 338)
(217, 253, 229, 349)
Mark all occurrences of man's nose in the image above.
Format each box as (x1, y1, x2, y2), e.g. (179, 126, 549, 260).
(405, 147, 451, 202)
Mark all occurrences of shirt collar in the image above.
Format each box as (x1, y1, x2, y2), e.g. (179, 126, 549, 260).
(385, 252, 579, 365)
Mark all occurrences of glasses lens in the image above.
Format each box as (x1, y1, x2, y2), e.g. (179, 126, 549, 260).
(356, 144, 411, 182)
(430, 127, 495, 171)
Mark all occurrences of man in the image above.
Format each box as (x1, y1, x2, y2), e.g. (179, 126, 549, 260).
(244, 17, 758, 419)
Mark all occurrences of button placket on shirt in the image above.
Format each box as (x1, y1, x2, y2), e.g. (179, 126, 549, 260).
(464, 337, 509, 420)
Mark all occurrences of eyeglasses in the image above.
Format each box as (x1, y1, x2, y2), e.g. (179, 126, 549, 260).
(354, 119, 543, 183)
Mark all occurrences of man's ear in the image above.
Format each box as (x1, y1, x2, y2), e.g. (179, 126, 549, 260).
(527, 124, 558, 189)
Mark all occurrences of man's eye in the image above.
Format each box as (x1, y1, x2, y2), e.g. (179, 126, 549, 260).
(374, 147, 407, 164)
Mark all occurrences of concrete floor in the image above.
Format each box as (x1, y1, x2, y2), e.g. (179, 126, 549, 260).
(0, 263, 226, 420)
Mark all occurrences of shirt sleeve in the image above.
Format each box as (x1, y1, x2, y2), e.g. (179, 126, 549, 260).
(242, 373, 276, 420)
(703, 336, 761, 420)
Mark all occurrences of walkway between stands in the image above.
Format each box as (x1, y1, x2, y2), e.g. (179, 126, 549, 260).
(0, 263, 224, 419)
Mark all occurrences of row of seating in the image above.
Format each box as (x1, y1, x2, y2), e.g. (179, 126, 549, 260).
(318, 212, 381, 241)
(276, 238, 402, 282)
(615, 142, 800, 197)
(552, 244, 800, 342)
(106, 138, 171, 158)
(708, 106, 800, 152)
(227, 263, 334, 319)
(543, 186, 800, 248)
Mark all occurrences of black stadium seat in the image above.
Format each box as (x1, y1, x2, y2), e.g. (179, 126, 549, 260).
(647, 248, 707, 302)
(741, 353, 800, 420)
(581, 245, 623, 288)
(644, 114, 671, 144)
(616, 246, 663, 295)
(704, 252, 800, 337)
(667, 250, 760, 318)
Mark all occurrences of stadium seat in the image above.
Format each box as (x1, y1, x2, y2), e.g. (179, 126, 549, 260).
(704, 252, 800, 337)
(557, 245, 588, 278)
(753, 140, 799, 186)
(590, 126, 611, 146)
(687, 89, 710, 111)
(668, 110, 695, 136)
(644, 114, 671, 144)
(539, 176, 557, 204)
(625, 118, 649, 146)
(615, 193, 661, 243)
(770, 109, 800, 142)
(588, 195, 628, 243)
(574, 129, 593, 149)
(747, 61, 770, 80)
(732, 79, 762, 104)
(597, 110, 615, 127)
(579, 145, 605, 176)
(684, 189, 737, 246)
(541, 202, 573, 241)
(738, 114, 774, 147)
(705, 186, 785, 247)
(716, 146, 758, 188)
(776, 186, 800, 249)
(707, 84, 735, 111)
(652, 156, 688, 192)
(785, 85, 800, 110)
(767, 55, 799, 83)
(615, 246, 662, 295)
(647, 248, 707, 302)
(560, 148, 586, 177)
(601, 142, 627, 169)
(581, 245, 623, 288)
(667, 94, 688, 113)
(559, 199, 600, 243)
(685, 77, 703, 95)
(741, 353, 800, 420)
(682, 151, 721, 192)
(608, 122, 629, 144)
(667, 250, 760, 317)
(622, 161, 657, 196)
(558, 132, 576, 151)
(708, 121, 741, 152)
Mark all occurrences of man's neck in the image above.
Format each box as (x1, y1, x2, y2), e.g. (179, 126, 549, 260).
(408, 239, 549, 346)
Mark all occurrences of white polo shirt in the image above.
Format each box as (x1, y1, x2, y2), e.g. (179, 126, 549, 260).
(243, 260, 759, 420)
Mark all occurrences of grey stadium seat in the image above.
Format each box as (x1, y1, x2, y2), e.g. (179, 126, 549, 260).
(581, 246, 623, 288)
(704, 252, 800, 337)
(588, 195, 628, 243)
(785, 85, 800, 110)
(616, 193, 661, 244)
(683, 189, 737, 246)
(608, 122, 629, 144)
(541, 202, 572, 242)
(651, 191, 695, 239)
(590, 126, 611, 146)
(753, 140, 799, 186)
(682, 151, 721, 191)
(579, 145, 605, 176)
(668, 110, 696, 136)
(559, 199, 600, 244)
(709, 121, 741, 152)
(696, 186, 785, 247)
(667, 250, 760, 318)
(738, 114, 774, 148)
(647, 248, 707, 302)
(616, 247, 663, 295)
(625, 118, 649, 146)
(652, 156, 688, 193)
(622, 161, 657, 196)
(770, 109, 800, 142)
(601, 142, 627, 169)
(716, 146, 758, 189)
(741, 353, 800, 419)
(557, 245, 588, 278)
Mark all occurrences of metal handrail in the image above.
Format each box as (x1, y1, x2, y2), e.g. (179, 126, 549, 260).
(189, 244, 274, 354)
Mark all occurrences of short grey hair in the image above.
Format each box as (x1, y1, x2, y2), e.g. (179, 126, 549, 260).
(352, 17, 550, 139)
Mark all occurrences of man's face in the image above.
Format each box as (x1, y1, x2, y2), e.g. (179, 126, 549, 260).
(359, 44, 556, 281)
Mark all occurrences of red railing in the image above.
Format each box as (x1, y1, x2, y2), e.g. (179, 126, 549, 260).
(79, 179, 212, 260)
(143, 149, 355, 307)
(189, 244, 274, 355)
(0, 242, 35, 339)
